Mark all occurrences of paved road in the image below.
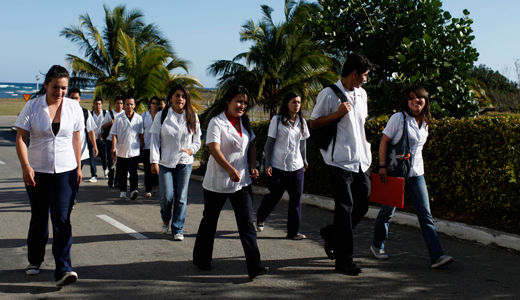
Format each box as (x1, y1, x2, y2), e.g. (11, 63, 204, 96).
(0, 116, 519, 299)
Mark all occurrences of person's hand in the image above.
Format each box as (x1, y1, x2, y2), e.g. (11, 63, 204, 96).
(76, 168, 83, 185)
(304, 163, 308, 171)
(265, 166, 272, 177)
(22, 164, 36, 186)
(227, 167, 241, 182)
(151, 163, 159, 175)
(112, 148, 117, 162)
(181, 148, 194, 156)
(250, 167, 259, 180)
(93, 146, 99, 157)
(338, 102, 352, 116)
(378, 167, 387, 183)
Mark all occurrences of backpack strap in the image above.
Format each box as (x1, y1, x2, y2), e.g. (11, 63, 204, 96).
(327, 84, 348, 161)
(160, 108, 169, 125)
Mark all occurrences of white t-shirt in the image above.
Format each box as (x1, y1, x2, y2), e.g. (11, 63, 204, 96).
(310, 79, 372, 172)
(267, 115, 310, 171)
(110, 113, 143, 158)
(14, 95, 84, 174)
(91, 109, 106, 139)
(102, 109, 124, 141)
(80, 110, 97, 160)
(149, 108, 201, 168)
(142, 110, 154, 149)
(383, 112, 428, 177)
(202, 112, 255, 193)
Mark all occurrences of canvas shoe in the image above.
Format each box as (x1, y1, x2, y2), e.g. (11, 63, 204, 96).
(25, 264, 40, 275)
(370, 245, 389, 260)
(56, 271, 78, 287)
(288, 233, 307, 240)
(104, 169, 109, 177)
(255, 221, 264, 232)
(431, 255, 454, 269)
(173, 233, 184, 241)
(88, 176, 98, 183)
(119, 191, 127, 198)
(130, 190, 139, 200)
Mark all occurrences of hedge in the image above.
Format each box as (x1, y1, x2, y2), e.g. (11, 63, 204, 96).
(198, 116, 520, 232)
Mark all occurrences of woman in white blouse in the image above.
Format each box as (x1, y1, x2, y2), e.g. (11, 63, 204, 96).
(193, 85, 268, 280)
(256, 92, 310, 240)
(14, 65, 83, 286)
(150, 85, 201, 241)
(371, 85, 454, 269)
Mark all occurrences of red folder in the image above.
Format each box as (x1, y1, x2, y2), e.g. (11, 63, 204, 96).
(369, 173, 405, 208)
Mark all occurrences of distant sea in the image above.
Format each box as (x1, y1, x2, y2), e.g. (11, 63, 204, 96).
(0, 82, 93, 99)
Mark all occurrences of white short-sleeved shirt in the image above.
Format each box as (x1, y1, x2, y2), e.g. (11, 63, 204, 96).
(149, 108, 202, 168)
(383, 112, 428, 177)
(142, 110, 155, 149)
(110, 113, 143, 158)
(311, 79, 372, 172)
(80, 110, 97, 160)
(91, 109, 106, 139)
(202, 112, 255, 193)
(268, 115, 310, 171)
(102, 109, 124, 141)
(14, 95, 84, 174)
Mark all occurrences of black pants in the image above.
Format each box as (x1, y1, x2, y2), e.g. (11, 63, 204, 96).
(140, 149, 158, 193)
(193, 186, 263, 276)
(323, 166, 370, 266)
(107, 140, 116, 187)
(115, 156, 139, 192)
(96, 139, 108, 171)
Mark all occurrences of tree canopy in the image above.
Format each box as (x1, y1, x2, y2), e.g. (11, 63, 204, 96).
(313, 0, 480, 118)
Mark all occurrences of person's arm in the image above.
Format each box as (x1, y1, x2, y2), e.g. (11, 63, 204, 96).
(300, 139, 308, 170)
(378, 134, 392, 183)
(112, 135, 117, 161)
(101, 115, 114, 129)
(150, 132, 160, 175)
(139, 133, 144, 149)
(208, 142, 241, 182)
(88, 130, 98, 157)
(263, 137, 275, 176)
(309, 102, 351, 129)
(248, 142, 259, 179)
(73, 130, 82, 185)
(15, 128, 35, 186)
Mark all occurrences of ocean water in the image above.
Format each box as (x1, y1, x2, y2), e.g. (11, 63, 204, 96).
(0, 82, 94, 99)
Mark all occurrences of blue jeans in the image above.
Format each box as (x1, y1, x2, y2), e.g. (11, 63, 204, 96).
(159, 164, 192, 234)
(372, 175, 444, 263)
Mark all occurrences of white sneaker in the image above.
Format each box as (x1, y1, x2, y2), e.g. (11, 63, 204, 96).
(173, 233, 184, 241)
(145, 192, 152, 198)
(130, 190, 139, 200)
(56, 271, 78, 287)
(255, 222, 264, 232)
(89, 176, 97, 183)
(104, 169, 109, 177)
(370, 245, 389, 259)
(119, 191, 126, 198)
(431, 255, 454, 269)
(161, 224, 169, 234)
(25, 264, 40, 275)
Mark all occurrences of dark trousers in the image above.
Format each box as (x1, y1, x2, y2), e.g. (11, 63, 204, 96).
(115, 156, 139, 192)
(140, 149, 158, 193)
(323, 166, 370, 266)
(193, 186, 263, 276)
(25, 169, 78, 280)
(86, 139, 97, 177)
(107, 140, 115, 187)
(256, 167, 304, 236)
(96, 139, 108, 171)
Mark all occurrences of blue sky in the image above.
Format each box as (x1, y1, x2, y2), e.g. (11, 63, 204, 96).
(0, 0, 518, 87)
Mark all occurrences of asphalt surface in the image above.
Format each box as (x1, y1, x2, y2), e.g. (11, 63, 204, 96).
(0, 116, 519, 299)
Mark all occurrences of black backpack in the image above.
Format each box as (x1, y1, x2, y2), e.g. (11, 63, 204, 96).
(101, 110, 115, 140)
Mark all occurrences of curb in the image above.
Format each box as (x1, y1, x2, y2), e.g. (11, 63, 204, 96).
(190, 174, 520, 252)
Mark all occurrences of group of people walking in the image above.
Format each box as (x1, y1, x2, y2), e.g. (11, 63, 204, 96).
(14, 54, 453, 287)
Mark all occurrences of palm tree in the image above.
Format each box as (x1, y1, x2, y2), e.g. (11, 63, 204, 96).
(207, 0, 336, 119)
(61, 4, 198, 109)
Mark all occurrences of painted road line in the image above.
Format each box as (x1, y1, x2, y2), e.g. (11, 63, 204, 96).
(0, 160, 5, 165)
(96, 214, 148, 240)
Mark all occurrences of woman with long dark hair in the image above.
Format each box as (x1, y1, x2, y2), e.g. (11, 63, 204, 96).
(14, 65, 83, 286)
(150, 85, 201, 241)
(193, 85, 268, 280)
(255, 92, 310, 239)
(371, 85, 454, 269)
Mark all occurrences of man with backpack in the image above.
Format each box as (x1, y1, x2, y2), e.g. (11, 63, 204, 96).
(101, 96, 125, 188)
(310, 54, 373, 276)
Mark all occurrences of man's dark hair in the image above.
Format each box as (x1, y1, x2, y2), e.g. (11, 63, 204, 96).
(341, 53, 374, 77)
(68, 87, 81, 96)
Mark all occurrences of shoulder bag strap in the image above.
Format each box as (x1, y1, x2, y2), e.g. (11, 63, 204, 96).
(327, 84, 348, 161)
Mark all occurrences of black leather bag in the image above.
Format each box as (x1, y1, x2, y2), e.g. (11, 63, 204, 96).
(313, 85, 348, 161)
(386, 112, 412, 178)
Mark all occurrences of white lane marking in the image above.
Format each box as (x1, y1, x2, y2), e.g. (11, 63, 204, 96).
(96, 214, 148, 240)
(0, 160, 5, 165)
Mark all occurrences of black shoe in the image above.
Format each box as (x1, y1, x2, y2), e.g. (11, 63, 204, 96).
(193, 260, 211, 271)
(320, 227, 335, 260)
(335, 263, 362, 276)
(248, 266, 269, 280)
